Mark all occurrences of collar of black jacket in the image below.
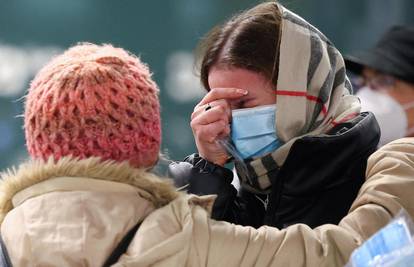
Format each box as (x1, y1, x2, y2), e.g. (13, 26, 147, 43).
(238, 112, 380, 195)
(259, 111, 380, 227)
(273, 111, 380, 195)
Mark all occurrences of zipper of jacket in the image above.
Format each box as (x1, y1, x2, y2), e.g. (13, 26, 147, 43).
(255, 194, 270, 211)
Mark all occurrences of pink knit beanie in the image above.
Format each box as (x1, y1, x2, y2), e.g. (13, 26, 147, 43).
(24, 43, 161, 168)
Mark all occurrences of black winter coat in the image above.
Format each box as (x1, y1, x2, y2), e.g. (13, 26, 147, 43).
(168, 112, 380, 229)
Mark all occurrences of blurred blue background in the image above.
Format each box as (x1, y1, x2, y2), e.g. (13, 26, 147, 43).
(0, 0, 413, 170)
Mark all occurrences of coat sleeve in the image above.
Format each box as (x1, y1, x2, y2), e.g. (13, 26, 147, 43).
(168, 154, 261, 225)
(122, 138, 414, 267)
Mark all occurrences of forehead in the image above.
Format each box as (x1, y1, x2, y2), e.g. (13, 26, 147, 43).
(208, 66, 272, 90)
(207, 66, 276, 108)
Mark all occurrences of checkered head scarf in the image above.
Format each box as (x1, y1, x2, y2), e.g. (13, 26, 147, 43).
(237, 3, 361, 193)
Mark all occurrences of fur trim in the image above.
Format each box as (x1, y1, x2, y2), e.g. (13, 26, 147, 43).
(0, 157, 180, 223)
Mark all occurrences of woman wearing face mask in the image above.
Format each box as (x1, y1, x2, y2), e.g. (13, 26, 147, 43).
(117, 3, 414, 266)
(345, 25, 414, 147)
(169, 2, 380, 229)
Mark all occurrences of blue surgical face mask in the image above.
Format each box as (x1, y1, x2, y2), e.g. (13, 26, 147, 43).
(231, 104, 283, 160)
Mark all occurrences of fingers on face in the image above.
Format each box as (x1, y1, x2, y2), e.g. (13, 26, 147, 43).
(196, 88, 248, 108)
(192, 103, 229, 127)
(191, 88, 247, 142)
(192, 99, 231, 121)
(192, 120, 230, 143)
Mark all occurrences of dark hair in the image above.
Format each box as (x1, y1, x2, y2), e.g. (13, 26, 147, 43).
(197, 2, 282, 90)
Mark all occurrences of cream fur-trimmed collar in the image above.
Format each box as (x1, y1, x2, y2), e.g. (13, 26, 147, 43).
(0, 156, 180, 223)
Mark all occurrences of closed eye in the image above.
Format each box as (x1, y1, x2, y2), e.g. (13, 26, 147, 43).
(240, 99, 258, 109)
(230, 99, 245, 110)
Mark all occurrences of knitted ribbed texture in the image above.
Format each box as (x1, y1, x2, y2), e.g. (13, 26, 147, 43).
(24, 43, 161, 168)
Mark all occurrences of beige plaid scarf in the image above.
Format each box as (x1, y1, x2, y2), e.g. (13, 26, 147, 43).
(237, 3, 361, 193)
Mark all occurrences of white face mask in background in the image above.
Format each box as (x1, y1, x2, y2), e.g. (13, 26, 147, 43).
(356, 86, 414, 147)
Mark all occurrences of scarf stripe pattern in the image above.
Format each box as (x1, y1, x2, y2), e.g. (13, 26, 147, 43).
(237, 4, 361, 193)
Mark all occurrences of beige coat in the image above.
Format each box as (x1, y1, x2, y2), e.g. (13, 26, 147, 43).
(114, 138, 414, 267)
(2, 138, 414, 266)
(0, 157, 179, 267)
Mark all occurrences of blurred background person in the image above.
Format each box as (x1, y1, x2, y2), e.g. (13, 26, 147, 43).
(345, 25, 414, 147)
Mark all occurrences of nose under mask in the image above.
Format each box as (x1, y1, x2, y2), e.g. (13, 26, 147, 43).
(231, 104, 283, 160)
(356, 87, 414, 147)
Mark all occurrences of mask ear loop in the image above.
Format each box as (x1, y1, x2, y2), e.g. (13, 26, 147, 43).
(215, 138, 254, 186)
